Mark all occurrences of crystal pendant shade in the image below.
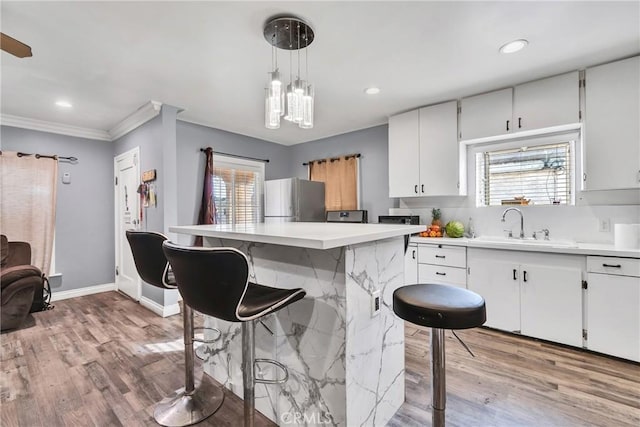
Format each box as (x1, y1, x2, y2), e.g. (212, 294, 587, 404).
(263, 16, 315, 130)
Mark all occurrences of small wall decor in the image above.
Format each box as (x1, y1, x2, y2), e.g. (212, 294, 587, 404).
(142, 169, 156, 183)
(137, 169, 157, 209)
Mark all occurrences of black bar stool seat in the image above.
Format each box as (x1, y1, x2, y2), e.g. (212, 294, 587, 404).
(393, 284, 486, 329)
(162, 242, 306, 427)
(393, 283, 486, 427)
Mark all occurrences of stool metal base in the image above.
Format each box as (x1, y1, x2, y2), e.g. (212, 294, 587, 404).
(431, 328, 446, 427)
(154, 375, 225, 427)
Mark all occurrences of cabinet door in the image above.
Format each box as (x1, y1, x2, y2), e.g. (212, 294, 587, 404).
(587, 273, 640, 362)
(460, 88, 513, 140)
(388, 110, 421, 197)
(513, 71, 580, 131)
(467, 249, 520, 332)
(520, 263, 583, 347)
(404, 244, 418, 285)
(419, 101, 459, 195)
(585, 56, 640, 190)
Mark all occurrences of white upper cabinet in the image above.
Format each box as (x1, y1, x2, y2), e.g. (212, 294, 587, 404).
(584, 56, 640, 190)
(388, 109, 420, 197)
(460, 72, 580, 140)
(418, 101, 459, 196)
(513, 71, 580, 131)
(388, 101, 460, 197)
(460, 88, 513, 140)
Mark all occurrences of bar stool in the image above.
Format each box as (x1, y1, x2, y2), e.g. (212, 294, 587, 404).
(126, 231, 224, 427)
(393, 283, 486, 427)
(162, 242, 306, 427)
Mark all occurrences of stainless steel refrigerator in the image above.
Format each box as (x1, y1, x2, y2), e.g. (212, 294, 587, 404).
(264, 178, 325, 223)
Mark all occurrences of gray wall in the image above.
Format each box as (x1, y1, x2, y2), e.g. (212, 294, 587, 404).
(0, 125, 115, 291)
(176, 120, 293, 229)
(113, 115, 166, 304)
(289, 125, 395, 223)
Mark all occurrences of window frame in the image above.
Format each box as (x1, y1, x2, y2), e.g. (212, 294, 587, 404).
(465, 130, 581, 208)
(211, 154, 265, 225)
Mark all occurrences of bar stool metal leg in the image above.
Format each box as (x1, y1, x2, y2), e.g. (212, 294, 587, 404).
(431, 328, 446, 427)
(153, 305, 225, 427)
(242, 319, 256, 427)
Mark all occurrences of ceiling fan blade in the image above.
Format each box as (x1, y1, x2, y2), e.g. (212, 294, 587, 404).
(1, 33, 32, 58)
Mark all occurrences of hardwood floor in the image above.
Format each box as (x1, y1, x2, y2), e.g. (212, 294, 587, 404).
(1, 291, 638, 426)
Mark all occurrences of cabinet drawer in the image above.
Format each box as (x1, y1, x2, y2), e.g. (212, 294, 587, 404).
(418, 245, 466, 268)
(418, 264, 467, 288)
(587, 256, 640, 277)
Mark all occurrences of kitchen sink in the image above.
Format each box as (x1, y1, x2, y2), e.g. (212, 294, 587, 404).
(472, 236, 578, 248)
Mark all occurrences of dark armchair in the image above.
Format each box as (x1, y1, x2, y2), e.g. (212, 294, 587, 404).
(1, 235, 41, 331)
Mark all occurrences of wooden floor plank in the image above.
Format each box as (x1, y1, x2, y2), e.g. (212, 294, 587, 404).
(1, 291, 638, 426)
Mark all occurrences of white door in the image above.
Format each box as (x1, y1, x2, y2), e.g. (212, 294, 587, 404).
(513, 71, 580, 131)
(419, 101, 459, 196)
(585, 56, 640, 190)
(587, 273, 640, 362)
(388, 109, 420, 197)
(114, 148, 141, 301)
(520, 263, 583, 347)
(467, 249, 520, 332)
(459, 88, 513, 140)
(404, 244, 418, 285)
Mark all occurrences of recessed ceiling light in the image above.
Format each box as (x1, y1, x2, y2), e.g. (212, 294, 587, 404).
(55, 100, 72, 108)
(499, 39, 528, 54)
(365, 87, 380, 95)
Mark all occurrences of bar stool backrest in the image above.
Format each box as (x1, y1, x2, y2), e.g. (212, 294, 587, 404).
(162, 242, 250, 322)
(126, 230, 176, 289)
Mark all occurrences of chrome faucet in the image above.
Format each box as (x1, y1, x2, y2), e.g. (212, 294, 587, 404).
(501, 207, 525, 239)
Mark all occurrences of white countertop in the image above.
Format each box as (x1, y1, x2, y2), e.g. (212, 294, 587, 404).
(170, 222, 425, 250)
(410, 236, 640, 258)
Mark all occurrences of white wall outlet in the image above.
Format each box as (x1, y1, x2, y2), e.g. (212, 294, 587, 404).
(371, 290, 381, 317)
(598, 218, 611, 232)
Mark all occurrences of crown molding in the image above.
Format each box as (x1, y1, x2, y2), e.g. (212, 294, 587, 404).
(0, 114, 111, 141)
(108, 100, 162, 141)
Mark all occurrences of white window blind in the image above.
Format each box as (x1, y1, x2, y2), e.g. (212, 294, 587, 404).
(212, 156, 263, 225)
(476, 141, 574, 207)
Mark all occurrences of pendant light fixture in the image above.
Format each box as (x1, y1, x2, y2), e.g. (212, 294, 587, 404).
(263, 16, 315, 129)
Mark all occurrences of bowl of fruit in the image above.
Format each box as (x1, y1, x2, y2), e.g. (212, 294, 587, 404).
(419, 224, 442, 238)
(418, 208, 443, 237)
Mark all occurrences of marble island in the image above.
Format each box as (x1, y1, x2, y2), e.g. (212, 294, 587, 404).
(169, 222, 423, 426)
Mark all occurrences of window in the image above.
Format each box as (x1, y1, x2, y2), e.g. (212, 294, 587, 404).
(475, 138, 575, 207)
(212, 155, 264, 225)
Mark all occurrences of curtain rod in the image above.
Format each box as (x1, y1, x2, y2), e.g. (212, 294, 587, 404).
(0, 151, 78, 163)
(199, 148, 269, 163)
(302, 153, 360, 166)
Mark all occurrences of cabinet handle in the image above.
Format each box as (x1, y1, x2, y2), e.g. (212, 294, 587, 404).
(518, 117, 522, 129)
(506, 120, 510, 131)
(513, 269, 517, 280)
(436, 272, 446, 276)
(602, 263, 622, 268)
(435, 255, 446, 259)
(523, 271, 528, 282)
(421, 184, 424, 193)
(414, 185, 418, 194)
(412, 250, 416, 260)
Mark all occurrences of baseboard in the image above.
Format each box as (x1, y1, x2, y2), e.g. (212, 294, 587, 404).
(50, 283, 116, 302)
(139, 296, 181, 318)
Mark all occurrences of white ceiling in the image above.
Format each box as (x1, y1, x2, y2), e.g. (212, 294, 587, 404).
(1, 1, 639, 146)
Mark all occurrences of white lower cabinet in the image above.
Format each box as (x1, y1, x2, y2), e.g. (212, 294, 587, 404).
(417, 243, 467, 288)
(467, 249, 584, 347)
(405, 244, 418, 285)
(586, 257, 640, 362)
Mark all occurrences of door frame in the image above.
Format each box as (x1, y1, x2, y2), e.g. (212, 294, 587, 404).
(114, 146, 141, 301)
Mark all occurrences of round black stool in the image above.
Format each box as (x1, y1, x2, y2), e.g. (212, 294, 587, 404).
(162, 242, 306, 427)
(393, 284, 486, 427)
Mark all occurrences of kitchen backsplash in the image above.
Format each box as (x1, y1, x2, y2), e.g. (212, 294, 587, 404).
(391, 204, 640, 244)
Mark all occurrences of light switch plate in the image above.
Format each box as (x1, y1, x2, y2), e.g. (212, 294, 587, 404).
(598, 218, 611, 232)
